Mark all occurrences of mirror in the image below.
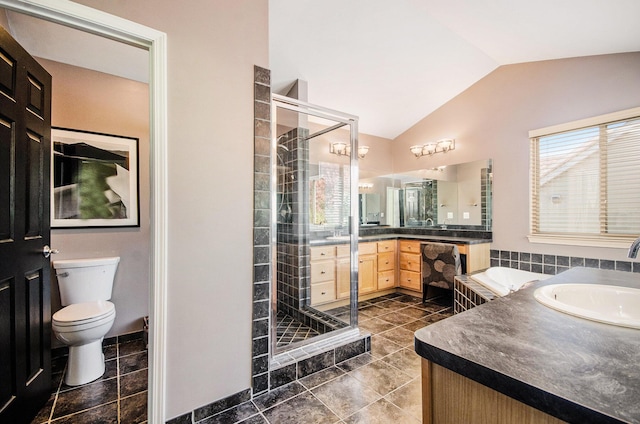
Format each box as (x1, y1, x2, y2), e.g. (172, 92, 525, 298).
(359, 193, 381, 225)
(359, 159, 492, 230)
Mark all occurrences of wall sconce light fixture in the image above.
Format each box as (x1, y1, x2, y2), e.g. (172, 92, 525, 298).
(330, 142, 369, 159)
(410, 138, 455, 158)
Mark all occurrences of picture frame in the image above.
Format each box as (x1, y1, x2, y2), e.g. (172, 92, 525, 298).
(51, 127, 140, 228)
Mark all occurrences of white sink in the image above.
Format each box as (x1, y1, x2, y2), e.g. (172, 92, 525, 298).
(326, 235, 350, 241)
(534, 284, 640, 329)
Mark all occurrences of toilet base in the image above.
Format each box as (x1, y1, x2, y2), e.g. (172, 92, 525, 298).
(64, 339, 105, 386)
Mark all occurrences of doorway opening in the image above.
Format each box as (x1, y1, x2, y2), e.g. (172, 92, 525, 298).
(0, 1, 168, 422)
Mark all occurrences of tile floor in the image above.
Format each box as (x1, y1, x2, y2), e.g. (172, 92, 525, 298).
(276, 312, 321, 347)
(33, 294, 452, 424)
(32, 334, 148, 424)
(202, 293, 454, 423)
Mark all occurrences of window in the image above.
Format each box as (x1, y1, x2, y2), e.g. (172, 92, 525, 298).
(529, 107, 640, 247)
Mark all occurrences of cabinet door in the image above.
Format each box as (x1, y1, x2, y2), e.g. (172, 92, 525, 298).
(358, 254, 378, 295)
(336, 256, 351, 300)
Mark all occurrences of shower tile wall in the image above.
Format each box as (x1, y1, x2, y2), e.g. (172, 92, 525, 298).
(252, 65, 272, 395)
(276, 128, 310, 317)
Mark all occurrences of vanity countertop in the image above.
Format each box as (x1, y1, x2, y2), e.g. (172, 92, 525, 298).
(415, 267, 640, 423)
(310, 233, 491, 246)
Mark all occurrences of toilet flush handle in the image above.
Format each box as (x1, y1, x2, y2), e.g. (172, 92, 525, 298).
(42, 245, 59, 259)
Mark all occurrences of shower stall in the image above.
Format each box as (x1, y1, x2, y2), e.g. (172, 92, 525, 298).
(271, 94, 359, 354)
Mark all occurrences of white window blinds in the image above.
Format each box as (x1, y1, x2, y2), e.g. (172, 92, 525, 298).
(530, 107, 640, 246)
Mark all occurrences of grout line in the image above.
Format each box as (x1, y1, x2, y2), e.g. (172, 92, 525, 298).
(116, 341, 121, 424)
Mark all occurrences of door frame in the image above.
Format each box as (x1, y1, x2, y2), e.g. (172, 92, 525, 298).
(0, 1, 168, 422)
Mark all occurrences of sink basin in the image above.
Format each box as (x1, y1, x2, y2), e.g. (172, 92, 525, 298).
(534, 284, 640, 329)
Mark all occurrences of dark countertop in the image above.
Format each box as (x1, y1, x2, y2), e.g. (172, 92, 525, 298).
(414, 267, 640, 424)
(310, 233, 491, 246)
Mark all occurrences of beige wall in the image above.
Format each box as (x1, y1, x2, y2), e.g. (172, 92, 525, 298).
(39, 58, 150, 342)
(393, 52, 640, 260)
(70, 0, 269, 419)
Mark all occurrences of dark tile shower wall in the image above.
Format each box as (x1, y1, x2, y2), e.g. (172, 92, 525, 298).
(252, 65, 272, 395)
(276, 128, 310, 316)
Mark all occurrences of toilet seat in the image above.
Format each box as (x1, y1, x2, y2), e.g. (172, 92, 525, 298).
(53, 301, 115, 331)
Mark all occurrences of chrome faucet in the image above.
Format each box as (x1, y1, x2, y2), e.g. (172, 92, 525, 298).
(425, 218, 434, 226)
(628, 237, 640, 258)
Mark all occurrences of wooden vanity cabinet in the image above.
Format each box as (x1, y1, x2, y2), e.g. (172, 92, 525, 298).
(310, 245, 336, 306)
(358, 242, 378, 295)
(399, 240, 422, 291)
(336, 245, 351, 300)
(377, 240, 396, 290)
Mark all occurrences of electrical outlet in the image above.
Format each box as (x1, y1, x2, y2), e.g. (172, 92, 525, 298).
(463, 212, 470, 219)
(447, 212, 453, 219)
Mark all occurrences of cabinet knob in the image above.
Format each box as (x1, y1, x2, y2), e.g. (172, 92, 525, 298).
(407, 278, 411, 282)
(321, 252, 326, 256)
(321, 270, 326, 274)
(359, 260, 363, 263)
(385, 261, 389, 265)
(321, 291, 326, 295)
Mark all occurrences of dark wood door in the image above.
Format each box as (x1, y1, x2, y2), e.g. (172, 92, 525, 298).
(0, 25, 52, 424)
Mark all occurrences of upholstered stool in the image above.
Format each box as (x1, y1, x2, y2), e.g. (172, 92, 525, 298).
(421, 242, 462, 302)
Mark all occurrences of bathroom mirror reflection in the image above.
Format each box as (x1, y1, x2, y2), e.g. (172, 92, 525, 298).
(272, 95, 359, 355)
(358, 159, 493, 230)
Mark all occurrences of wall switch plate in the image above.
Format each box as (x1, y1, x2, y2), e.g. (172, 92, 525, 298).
(463, 212, 470, 219)
(447, 212, 454, 219)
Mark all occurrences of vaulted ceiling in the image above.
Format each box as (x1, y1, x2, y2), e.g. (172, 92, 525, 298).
(269, 0, 640, 138)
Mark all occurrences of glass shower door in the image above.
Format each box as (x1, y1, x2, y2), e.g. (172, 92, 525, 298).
(271, 95, 359, 354)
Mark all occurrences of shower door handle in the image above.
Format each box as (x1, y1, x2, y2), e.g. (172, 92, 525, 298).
(43, 245, 59, 258)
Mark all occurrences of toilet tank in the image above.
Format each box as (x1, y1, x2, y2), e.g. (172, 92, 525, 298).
(53, 257, 120, 306)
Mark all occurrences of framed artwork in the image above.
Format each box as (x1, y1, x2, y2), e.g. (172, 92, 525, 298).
(51, 127, 140, 228)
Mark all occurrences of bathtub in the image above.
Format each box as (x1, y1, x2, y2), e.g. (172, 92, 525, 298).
(470, 267, 550, 296)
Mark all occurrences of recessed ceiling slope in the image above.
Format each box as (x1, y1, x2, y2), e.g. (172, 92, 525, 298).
(270, 0, 640, 139)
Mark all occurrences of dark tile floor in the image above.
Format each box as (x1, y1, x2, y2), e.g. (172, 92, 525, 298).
(202, 293, 454, 423)
(276, 312, 321, 347)
(32, 334, 148, 424)
(32, 294, 451, 424)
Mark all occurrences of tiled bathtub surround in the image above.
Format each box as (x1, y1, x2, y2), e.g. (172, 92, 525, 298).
(490, 249, 640, 275)
(32, 332, 147, 423)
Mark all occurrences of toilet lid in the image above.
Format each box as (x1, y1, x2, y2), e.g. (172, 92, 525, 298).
(53, 301, 115, 326)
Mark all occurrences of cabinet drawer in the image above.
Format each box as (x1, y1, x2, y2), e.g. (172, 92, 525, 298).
(378, 251, 395, 271)
(399, 240, 421, 253)
(336, 245, 350, 257)
(378, 270, 395, 290)
(457, 244, 468, 255)
(311, 260, 335, 283)
(311, 245, 336, 261)
(311, 281, 336, 305)
(399, 252, 421, 272)
(359, 242, 378, 255)
(377, 240, 396, 253)
(399, 270, 421, 291)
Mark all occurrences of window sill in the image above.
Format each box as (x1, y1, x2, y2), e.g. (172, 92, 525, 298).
(527, 234, 636, 249)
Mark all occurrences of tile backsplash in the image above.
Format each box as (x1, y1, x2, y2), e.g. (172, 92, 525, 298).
(490, 249, 640, 275)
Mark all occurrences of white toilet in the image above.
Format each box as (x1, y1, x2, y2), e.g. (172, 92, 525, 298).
(52, 256, 119, 386)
